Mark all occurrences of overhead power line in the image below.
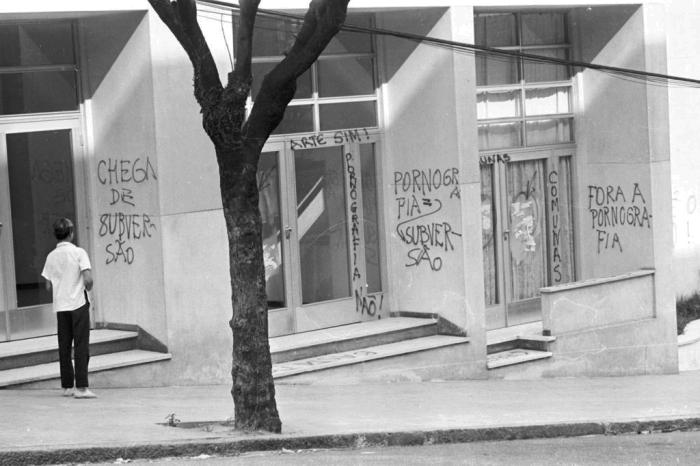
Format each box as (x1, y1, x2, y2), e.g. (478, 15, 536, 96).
(197, 0, 700, 88)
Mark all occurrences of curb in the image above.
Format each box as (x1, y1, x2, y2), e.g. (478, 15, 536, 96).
(3, 417, 700, 465)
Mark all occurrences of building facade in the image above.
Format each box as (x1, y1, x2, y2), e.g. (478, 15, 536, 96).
(0, 0, 693, 386)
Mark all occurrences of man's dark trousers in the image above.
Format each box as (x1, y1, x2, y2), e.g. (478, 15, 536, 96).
(56, 300, 90, 389)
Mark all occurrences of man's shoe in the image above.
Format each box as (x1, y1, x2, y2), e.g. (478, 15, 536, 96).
(62, 388, 74, 397)
(73, 388, 97, 399)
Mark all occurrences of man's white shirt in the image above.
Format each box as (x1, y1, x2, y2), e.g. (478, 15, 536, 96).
(42, 242, 92, 312)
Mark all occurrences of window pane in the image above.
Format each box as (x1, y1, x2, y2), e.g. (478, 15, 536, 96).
(7, 130, 76, 308)
(523, 48, 570, 82)
(295, 147, 350, 303)
(258, 152, 286, 309)
(521, 13, 566, 45)
(318, 57, 374, 97)
(477, 90, 521, 119)
(360, 143, 382, 293)
(324, 14, 373, 54)
(252, 61, 311, 100)
(525, 87, 570, 116)
(0, 71, 78, 115)
(272, 105, 314, 135)
(525, 118, 573, 146)
(0, 22, 74, 67)
(480, 166, 498, 306)
(475, 13, 517, 47)
(248, 16, 300, 57)
(476, 53, 519, 86)
(319, 101, 377, 131)
(478, 122, 522, 150)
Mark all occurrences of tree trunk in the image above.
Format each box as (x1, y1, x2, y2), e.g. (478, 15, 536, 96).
(218, 145, 281, 433)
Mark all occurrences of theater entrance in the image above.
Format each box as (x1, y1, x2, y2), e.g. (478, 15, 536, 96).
(0, 117, 88, 341)
(480, 148, 575, 330)
(260, 135, 385, 337)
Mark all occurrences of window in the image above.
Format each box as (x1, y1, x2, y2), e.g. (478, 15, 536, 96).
(0, 22, 79, 115)
(235, 13, 378, 135)
(475, 12, 573, 150)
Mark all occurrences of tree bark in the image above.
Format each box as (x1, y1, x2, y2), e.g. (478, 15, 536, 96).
(147, 0, 349, 433)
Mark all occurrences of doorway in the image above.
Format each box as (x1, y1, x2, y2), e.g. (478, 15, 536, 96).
(261, 136, 384, 337)
(0, 117, 86, 341)
(481, 149, 575, 330)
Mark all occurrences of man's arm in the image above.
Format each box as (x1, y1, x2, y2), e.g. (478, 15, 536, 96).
(45, 279, 51, 291)
(81, 269, 93, 292)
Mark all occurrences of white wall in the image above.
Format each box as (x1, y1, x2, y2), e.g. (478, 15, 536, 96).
(667, 0, 700, 298)
(82, 12, 168, 345)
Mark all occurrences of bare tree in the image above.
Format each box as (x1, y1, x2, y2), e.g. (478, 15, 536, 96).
(146, 0, 350, 432)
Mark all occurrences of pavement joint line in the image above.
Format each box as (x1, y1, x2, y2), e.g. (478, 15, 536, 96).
(3, 417, 700, 466)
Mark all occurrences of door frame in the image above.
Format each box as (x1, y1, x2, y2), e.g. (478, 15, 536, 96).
(266, 132, 386, 337)
(0, 112, 88, 341)
(482, 146, 575, 330)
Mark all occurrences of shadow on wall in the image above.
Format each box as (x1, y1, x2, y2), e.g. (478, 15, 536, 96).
(80, 12, 146, 100)
(570, 5, 639, 64)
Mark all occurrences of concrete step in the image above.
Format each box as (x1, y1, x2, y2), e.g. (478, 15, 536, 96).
(270, 317, 438, 364)
(0, 349, 172, 387)
(273, 334, 469, 379)
(487, 348, 553, 369)
(487, 322, 556, 354)
(0, 329, 139, 371)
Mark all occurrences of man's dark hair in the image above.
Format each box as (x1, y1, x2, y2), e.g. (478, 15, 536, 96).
(53, 218, 74, 241)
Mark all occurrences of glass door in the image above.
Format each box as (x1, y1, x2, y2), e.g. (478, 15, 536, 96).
(481, 150, 575, 329)
(264, 137, 384, 336)
(0, 120, 85, 341)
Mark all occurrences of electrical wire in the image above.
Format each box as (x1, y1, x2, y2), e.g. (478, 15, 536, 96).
(195, 0, 700, 89)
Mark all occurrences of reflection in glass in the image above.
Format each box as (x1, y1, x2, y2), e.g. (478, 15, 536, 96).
(272, 105, 314, 135)
(295, 147, 350, 304)
(7, 130, 76, 308)
(0, 22, 75, 67)
(480, 166, 498, 306)
(258, 152, 285, 308)
(252, 61, 312, 100)
(360, 144, 381, 293)
(506, 160, 547, 301)
(319, 101, 377, 131)
(318, 57, 374, 97)
(0, 71, 78, 115)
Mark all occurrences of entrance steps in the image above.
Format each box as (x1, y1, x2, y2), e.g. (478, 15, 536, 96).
(271, 317, 469, 382)
(486, 322, 555, 371)
(0, 328, 171, 387)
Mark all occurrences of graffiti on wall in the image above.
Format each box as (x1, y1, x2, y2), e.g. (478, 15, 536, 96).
(394, 168, 462, 271)
(345, 151, 383, 316)
(672, 189, 700, 249)
(96, 157, 158, 265)
(587, 183, 651, 254)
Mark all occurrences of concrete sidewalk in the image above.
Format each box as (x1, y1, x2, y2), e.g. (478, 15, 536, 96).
(3, 371, 700, 465)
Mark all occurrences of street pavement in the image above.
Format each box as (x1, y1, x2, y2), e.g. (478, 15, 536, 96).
(2, 371, 700, 465)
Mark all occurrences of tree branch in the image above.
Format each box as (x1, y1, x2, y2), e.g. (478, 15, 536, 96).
(147, 0, 223, 108)
(245, 0, 350, 147)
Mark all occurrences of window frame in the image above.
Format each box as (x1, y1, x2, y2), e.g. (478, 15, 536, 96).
(239, 13, 380, 137)
(475, 11, 575, 150)
(0, 20, 80, 117)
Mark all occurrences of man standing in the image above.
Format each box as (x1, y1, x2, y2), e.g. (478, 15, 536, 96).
(42, 218, 96, 399)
